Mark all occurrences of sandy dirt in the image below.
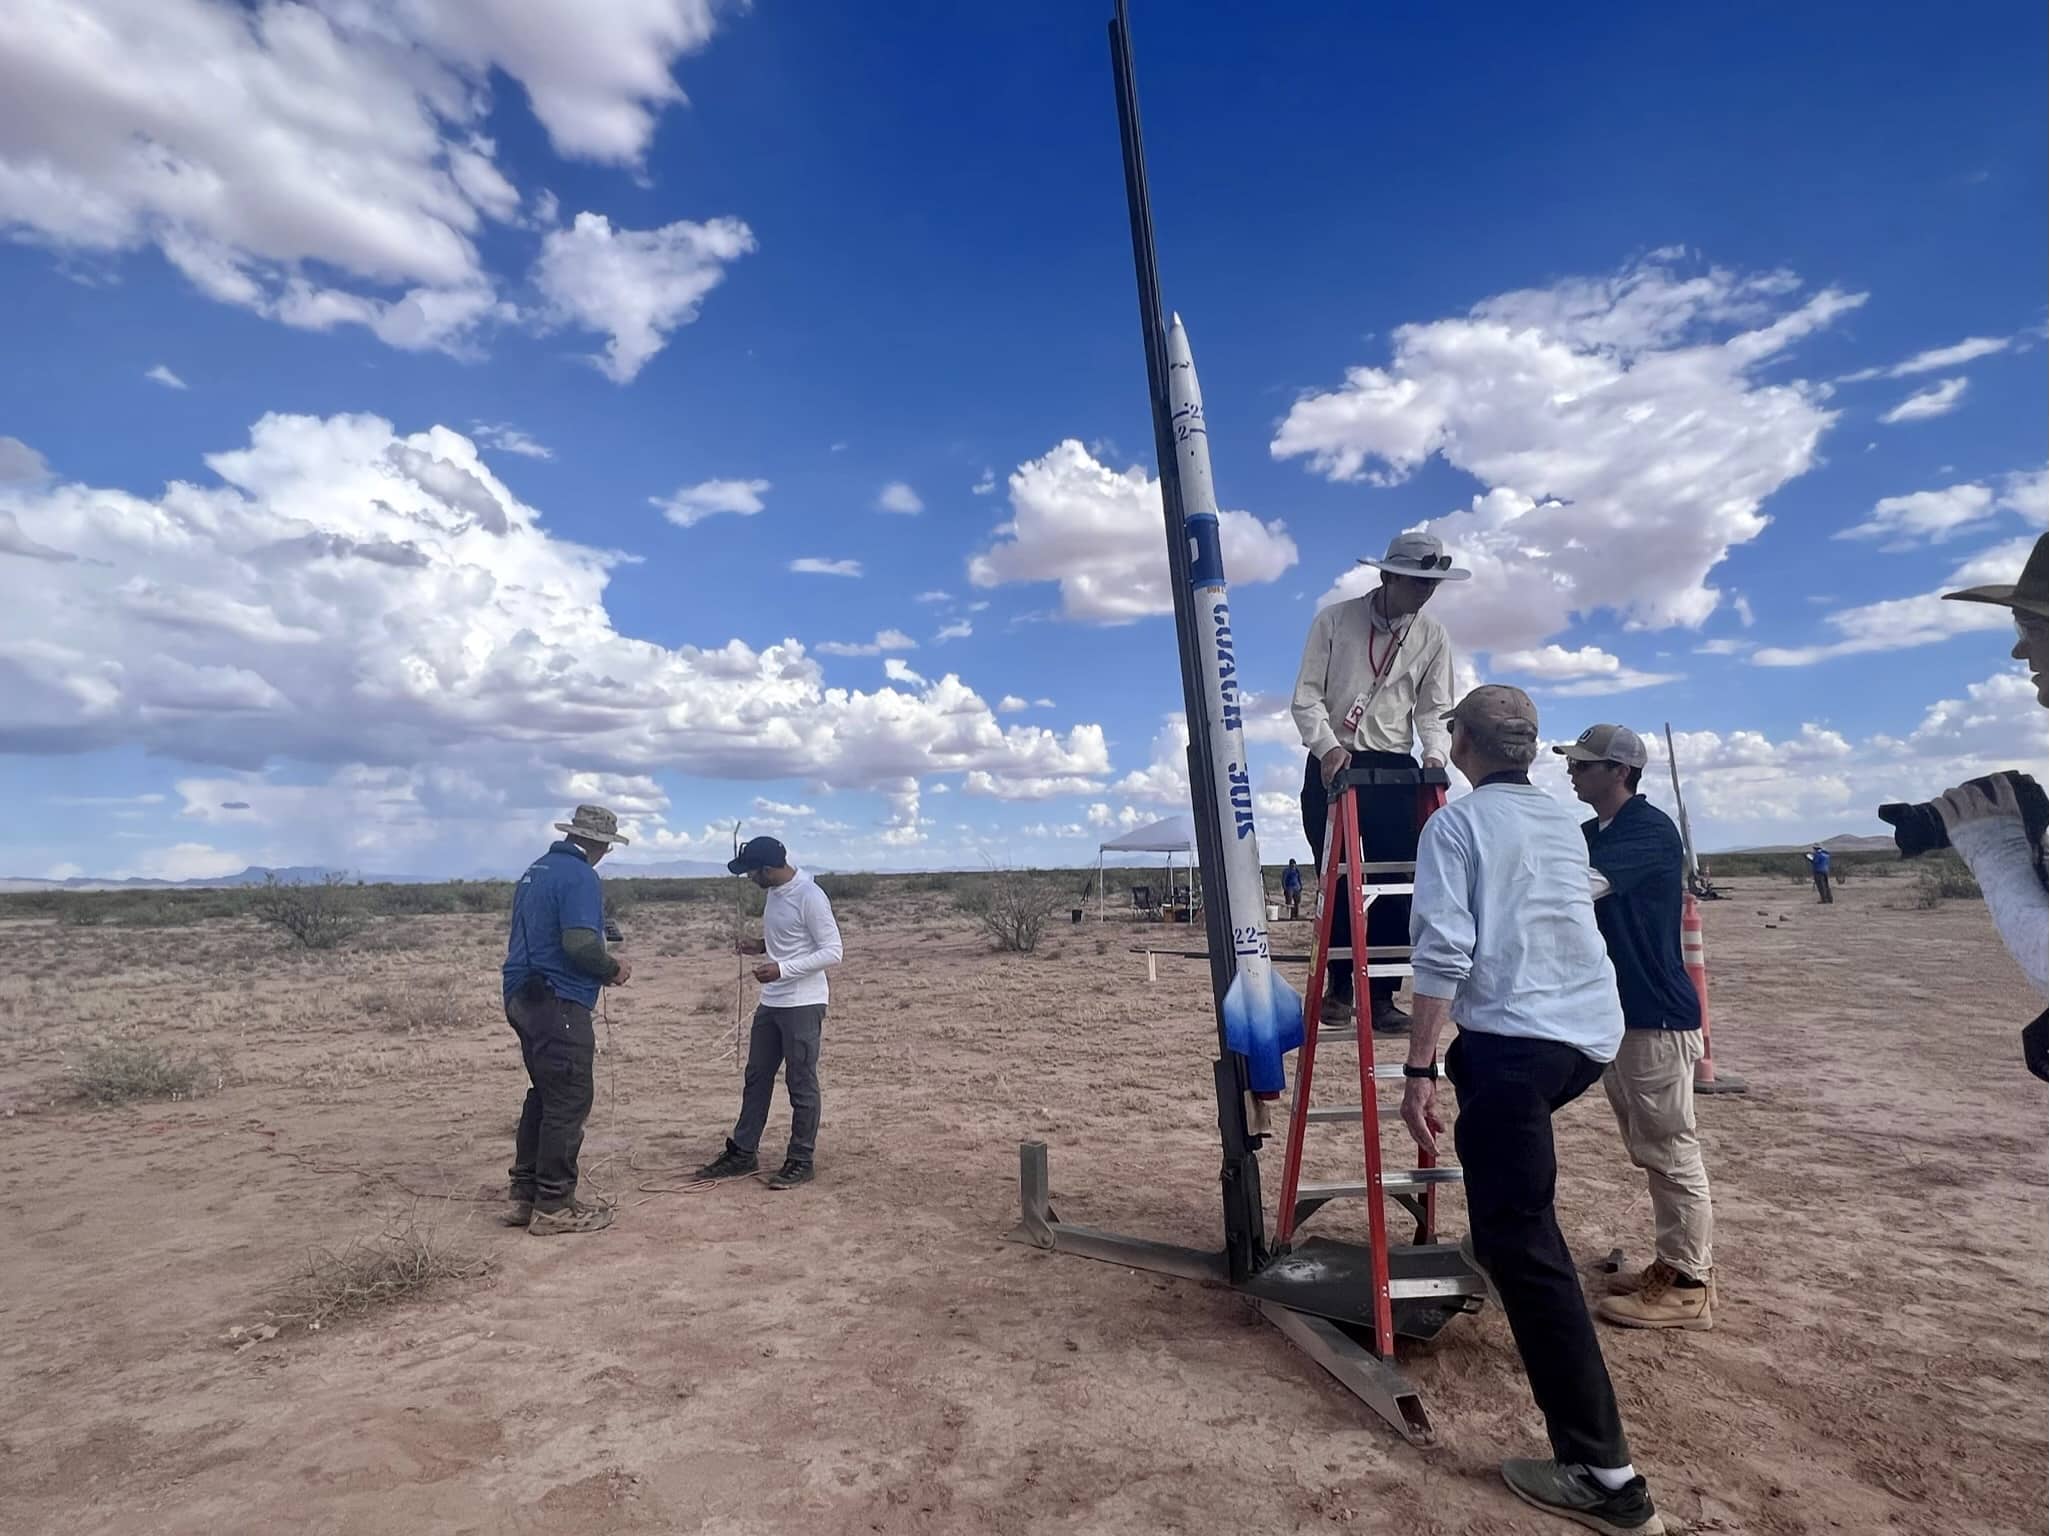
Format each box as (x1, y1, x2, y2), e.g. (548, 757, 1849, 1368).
(1, 871, 2042, 1535)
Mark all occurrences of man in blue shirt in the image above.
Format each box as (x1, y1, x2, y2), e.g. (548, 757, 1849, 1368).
(501, 804, 633, 1235)
(1558, 725, 1715, 1332)
(1806, 844, 1833, 903)
(1281, 858, 1304, 920)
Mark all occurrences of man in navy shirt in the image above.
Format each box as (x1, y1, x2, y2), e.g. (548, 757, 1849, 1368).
(501, 804, 633, 1235)
(1558, 725, 1715, 1331)
(1281, 858, 1304, 920)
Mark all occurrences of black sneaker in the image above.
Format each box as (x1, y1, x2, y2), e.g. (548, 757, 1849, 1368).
(767, 1160, 814, 1190)
(694, 1145, 759, 1181)
(1501, 1459, 1664, 1535)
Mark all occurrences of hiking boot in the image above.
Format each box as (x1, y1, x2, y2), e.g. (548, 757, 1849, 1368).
(1502, 1459, 1664, 1536)
(694, 1145, 759, 1181)
(1598, 1263, 1712, 1330)
(767, 1160, 814, 1191)
(499, 1199, 535, 1227)
(1320, 991, 1354, 1025)
(1371, 996, 1412, 1034)
(527, 1200, 614, 1237)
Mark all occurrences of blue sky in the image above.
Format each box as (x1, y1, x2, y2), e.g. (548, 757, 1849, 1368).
(1, 1, 2043, 880)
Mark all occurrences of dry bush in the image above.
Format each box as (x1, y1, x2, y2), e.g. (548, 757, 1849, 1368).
(69, 1037, 215, 1104)
(361, 988, 472, 1034)
(957, 870, 1064, 953)
(1914, 854, 1981, 909)
(274, 1211, 494, 1331)
(252, 873, 364, 951)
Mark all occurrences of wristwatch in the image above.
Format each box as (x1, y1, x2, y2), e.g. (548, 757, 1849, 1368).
(1402, 1061, 1439, 1080)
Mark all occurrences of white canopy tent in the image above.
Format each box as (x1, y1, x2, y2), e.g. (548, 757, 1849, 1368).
(1094, 813, 1197, 921)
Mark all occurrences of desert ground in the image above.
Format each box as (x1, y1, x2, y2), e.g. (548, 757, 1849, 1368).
(1, 869, 2042, 1536)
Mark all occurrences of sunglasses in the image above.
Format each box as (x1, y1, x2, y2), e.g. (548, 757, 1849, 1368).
(1397, 554, 1454, 570)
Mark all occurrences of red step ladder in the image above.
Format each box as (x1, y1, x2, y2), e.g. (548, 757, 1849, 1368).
(1273, 768, 1455, 1359)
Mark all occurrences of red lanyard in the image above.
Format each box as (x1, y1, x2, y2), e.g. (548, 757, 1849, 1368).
(1368, 618, 1408, 680)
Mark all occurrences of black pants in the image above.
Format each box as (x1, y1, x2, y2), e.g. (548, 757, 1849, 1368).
(1813, 871, 1833, 903)
(1448, 1030, 1631, 1469)
(505, 984, 596, 1210)
(728, 1004, 825, 1165)
(1300, 750, 1421, 1002)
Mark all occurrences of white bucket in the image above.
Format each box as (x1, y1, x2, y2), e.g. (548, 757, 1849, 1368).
(1267, 904, 1280, 921)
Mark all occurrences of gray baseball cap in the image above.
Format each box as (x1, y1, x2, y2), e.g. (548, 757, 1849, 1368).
(1553, 723, 1649, 768)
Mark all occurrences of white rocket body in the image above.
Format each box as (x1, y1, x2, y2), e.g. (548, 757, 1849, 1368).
(1165, 315, 1303, 1094)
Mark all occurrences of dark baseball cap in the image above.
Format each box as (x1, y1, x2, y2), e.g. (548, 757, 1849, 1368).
(727, 835, 789, 874)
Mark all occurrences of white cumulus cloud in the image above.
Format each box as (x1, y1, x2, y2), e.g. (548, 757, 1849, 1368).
(876, 481, 923, 515)
(1839, 335, 2014, 381)
(0, 411, 1118, 873)
(654, 477, 771, 528)
(815, 629, 918, 657)
(1273, 255, 1861, 654)
(533, 211, 756, 383)
(1836, 483, 1996, 546)
(0, 2, 742, 359)
(969, 439, 1298, 623)
(1489, 644, 1682, 696)
(471, 422, 553, 460)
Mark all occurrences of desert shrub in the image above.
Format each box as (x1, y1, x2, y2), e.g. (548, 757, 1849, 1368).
(956, 869, 1065, 953)
(815, 872, 877, 903)
(1913, 854, 1981, 908)
(360, 989, 471, 1034)
(274, 1212, 493, 1330)
(58, 898, 105, 927)
(252, 872, 364, 950)
(69, 1037, 214, 1104)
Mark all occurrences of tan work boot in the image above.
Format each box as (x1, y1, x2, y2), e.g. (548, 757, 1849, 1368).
(527, 1200, 615, 1236)
(1598, 1262, 1711, 1330)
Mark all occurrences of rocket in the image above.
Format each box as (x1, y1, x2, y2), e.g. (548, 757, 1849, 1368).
(1165, 314, 1304, 1097)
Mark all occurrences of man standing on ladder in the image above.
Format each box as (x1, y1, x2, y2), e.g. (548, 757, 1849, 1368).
(1402, 687, 1665, 1536)
(1558, 724, 1716, 1332)
(1292, 530, 1465, 1034)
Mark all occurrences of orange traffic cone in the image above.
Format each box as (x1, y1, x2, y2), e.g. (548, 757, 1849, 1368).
(1683, 891, 1747, 1094)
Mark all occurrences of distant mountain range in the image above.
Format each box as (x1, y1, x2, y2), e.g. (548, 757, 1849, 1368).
(1707, 833, 1898, 856)
(0, 856, 739, 893)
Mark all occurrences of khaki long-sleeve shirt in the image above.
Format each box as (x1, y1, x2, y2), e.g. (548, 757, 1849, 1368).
(1292, 592, 1455, 763)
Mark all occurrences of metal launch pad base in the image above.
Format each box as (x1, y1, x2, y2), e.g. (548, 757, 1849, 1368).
(1007, 1142, 1484, 1446)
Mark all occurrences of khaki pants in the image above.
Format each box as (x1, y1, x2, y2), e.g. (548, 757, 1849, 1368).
(1602, 1029, 1713, 1278)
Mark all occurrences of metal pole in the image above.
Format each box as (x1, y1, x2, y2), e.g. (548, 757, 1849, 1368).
(1109, 0, 1265, 1281)
(1663, 723, 1700, 884)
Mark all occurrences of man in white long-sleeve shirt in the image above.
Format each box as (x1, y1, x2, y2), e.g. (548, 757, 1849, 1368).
(695, 837, 844, 1189)
(1292, 529, 1465, 1033)
(1399, 685, 1665, 1536)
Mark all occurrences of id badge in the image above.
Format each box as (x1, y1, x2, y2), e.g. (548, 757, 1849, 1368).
(1341, 693, 1368, 733)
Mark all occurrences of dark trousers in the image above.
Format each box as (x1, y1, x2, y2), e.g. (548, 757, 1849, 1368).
(1300, 750, 1421, 1001)
(505, 985, 596, 1209)
(1448, 1030, 1631, 1469)
(1813, 871, 1833, 903)
(728, 1004, 825, 1165)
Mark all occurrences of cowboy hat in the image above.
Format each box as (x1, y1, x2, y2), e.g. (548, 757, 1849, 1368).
(1357, 529, 1471, 582)
(1943, 531, 2049, 621)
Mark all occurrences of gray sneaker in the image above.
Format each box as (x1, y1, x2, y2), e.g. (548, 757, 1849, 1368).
(527, 1200, 615, 1236)
(1501, 1459, 1663, 1536)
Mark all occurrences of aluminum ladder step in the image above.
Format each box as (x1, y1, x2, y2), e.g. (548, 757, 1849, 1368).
(1299, 1167, 1465, 1201)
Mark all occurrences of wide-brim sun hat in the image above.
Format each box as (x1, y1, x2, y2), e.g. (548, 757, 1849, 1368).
(1357, 529, 1471, 582)
(555, 803, 630, 845)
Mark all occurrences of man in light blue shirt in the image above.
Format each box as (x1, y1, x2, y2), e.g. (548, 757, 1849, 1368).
(1399, 686, 1662, 1536)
